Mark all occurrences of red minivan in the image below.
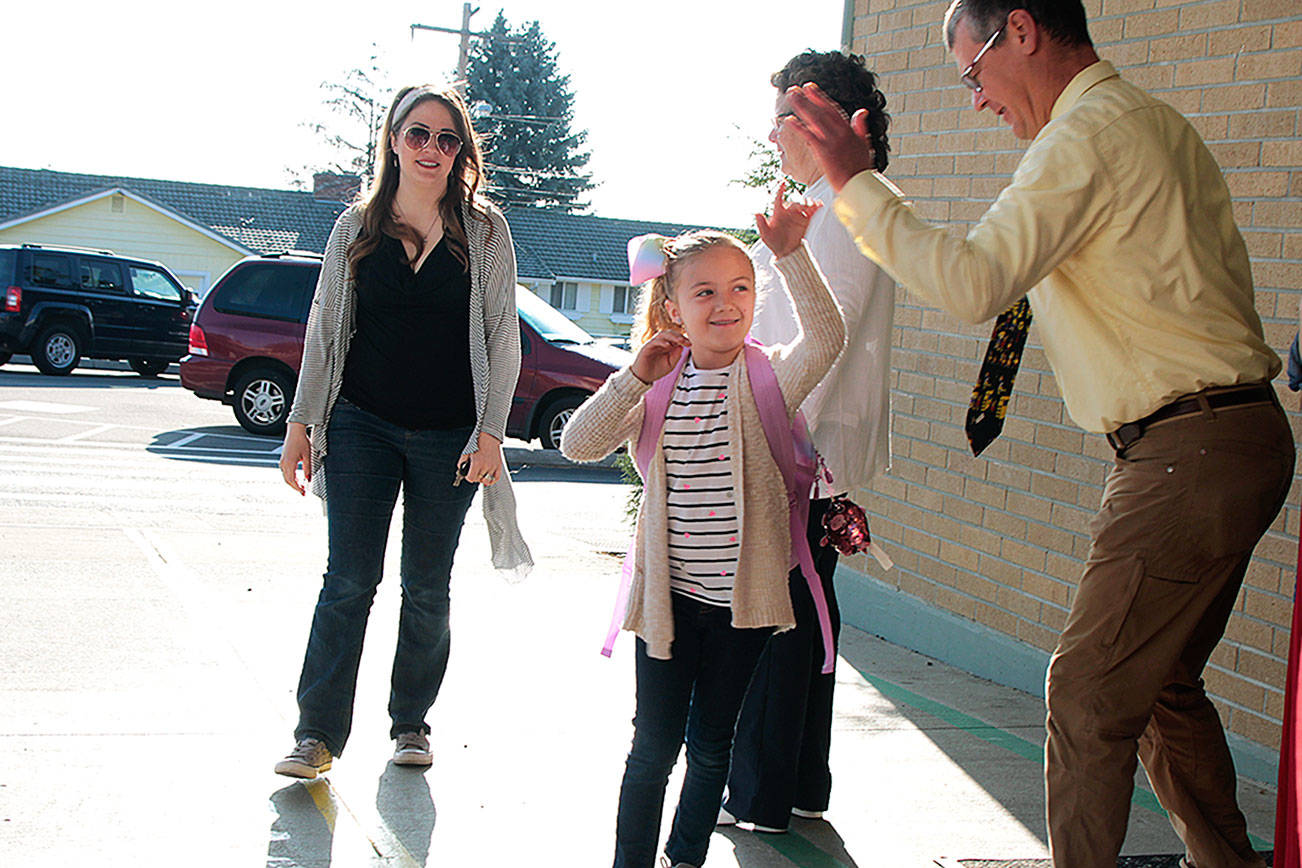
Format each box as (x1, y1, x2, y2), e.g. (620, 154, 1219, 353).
(181, 252, 630, 447)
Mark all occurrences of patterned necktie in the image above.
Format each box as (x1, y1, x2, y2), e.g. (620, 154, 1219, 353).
(965, 298, 1032, 457)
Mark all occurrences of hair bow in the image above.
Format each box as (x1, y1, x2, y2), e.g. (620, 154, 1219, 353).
(627, 234, 668, 285)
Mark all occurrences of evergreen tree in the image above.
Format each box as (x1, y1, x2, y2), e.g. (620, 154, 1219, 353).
(466, 12, 594, 211)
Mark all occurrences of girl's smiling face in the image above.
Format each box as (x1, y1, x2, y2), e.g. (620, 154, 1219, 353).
(664, 246, 756, 370)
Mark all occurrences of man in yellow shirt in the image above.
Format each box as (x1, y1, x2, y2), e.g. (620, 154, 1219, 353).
(786, 1, 1292, 866)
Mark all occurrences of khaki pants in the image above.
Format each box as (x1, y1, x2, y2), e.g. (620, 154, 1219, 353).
(1045, 398, 1294, 868)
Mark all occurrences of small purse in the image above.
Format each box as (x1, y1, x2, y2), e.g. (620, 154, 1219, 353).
(815, 460, 893, 569)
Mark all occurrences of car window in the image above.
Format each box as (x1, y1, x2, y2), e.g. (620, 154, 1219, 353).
(0, 250, 14, 285)
(80, 260, 125, 294)
(211, 263, 317, 322)
(29, 253, 76, 289)
(516, 287, 594, 345)
(129, 267, 185, 303)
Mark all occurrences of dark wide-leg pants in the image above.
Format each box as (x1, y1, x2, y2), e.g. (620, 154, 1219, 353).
(726, 498, 841, 829)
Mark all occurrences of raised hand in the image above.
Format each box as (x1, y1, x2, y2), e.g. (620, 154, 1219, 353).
(631, 329, 691, 384)
(784, 83, 878, 192)
(756, 181, 822, 258)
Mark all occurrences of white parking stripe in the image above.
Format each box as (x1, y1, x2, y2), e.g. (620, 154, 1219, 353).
(0, 400, 97, 414)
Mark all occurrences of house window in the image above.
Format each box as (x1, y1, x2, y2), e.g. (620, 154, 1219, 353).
(612, 285, 629, 315)
(550, 281, 578, 311)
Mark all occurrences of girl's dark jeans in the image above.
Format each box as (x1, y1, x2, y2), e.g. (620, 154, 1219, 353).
(293, 400, 477, 756)
(613, 594, 770, 868)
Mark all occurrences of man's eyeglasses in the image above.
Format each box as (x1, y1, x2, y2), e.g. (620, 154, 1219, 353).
(402, 125, 462, 157)
(960, 25, 1006, 93)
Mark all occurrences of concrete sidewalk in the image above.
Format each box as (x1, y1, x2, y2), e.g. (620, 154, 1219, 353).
(0, 449, 1278, 867)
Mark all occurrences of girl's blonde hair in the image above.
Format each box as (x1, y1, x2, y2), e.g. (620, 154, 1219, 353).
(631, 230, 752, 348)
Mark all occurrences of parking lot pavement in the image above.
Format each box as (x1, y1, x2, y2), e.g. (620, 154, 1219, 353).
(0, 373, 1278, 867)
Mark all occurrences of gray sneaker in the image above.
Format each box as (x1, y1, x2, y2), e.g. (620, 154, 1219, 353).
(274, 737, 332, 778)
(392, 731, 433, 766)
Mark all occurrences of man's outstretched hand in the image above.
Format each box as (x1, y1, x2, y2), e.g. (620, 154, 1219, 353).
(785, 83, 878, 192)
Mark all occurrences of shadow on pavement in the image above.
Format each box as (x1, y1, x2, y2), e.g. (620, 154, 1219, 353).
(147, 425, 282, 466)
(722, 818, 863, 867)
(376, 764, 437, 865)
(268, 781, 334, 868)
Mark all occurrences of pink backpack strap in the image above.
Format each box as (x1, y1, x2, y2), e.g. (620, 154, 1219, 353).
(744, 341, 835, 675)
(601, 352, 688, 658)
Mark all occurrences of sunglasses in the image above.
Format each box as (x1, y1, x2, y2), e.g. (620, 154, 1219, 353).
(402, 125, 462, 157)
(960, 24, 1006, 92)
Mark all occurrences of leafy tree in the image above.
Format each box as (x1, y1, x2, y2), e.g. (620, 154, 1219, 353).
(288, 49, 388, 191)
(465, 12, 594, 211)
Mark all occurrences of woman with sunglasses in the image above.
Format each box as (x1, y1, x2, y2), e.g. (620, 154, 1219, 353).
(274, 84, 532, 778)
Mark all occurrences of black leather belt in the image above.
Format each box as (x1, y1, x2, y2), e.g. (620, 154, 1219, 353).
(1106, 383, 1276, 453)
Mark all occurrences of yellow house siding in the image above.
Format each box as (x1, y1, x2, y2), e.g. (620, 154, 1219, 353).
(0, 193, 246, 294)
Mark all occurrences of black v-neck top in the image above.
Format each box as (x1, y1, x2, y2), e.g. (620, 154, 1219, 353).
(340, 232, 476, 430)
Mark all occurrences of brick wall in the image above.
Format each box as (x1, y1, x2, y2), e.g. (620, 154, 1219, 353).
(842, 0, 1302, 752)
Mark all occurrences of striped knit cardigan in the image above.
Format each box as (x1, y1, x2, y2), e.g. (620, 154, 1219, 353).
(287, 198, 533, 577)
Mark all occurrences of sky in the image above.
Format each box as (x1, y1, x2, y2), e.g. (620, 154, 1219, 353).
(6, 0, 847, 228)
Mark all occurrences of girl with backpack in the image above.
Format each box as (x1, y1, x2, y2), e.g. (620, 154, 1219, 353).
(560, 185, 846, 868)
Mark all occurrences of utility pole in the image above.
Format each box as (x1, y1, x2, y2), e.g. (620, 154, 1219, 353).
(411, 3, 482, 88)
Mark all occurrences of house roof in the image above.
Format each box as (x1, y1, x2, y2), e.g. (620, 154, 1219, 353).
(0, 166, 346, 254)
(504, 207, 714, 284)
(0, 165, 721, 285)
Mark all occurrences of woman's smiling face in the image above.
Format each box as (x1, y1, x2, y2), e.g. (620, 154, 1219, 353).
(391, 99, 458, 192)
(664, 245, 756, 370)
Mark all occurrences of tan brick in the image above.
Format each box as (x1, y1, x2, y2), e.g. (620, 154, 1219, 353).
(973, 601, 1020, 637)
(996, 586, 1043, 620)
(1022, 571, 1073, 607)
(1200, 82, 1268, 112)
(1150, 32, 1209, 61)
(1002, 538, 1046, 571)
(1174, 56, 1237, 87)
(1253, 201, 1302, 229)
(1203, 666, 1267, 710)
(1102, 0, 1160, 14)
(1122, 9, 1180, 39)
(1189, 113, 1230, 141)
(1208, 24, 1274, 56)
(1209, 137, 1263, 169)
(955, 568, 1001, 602)
(1039, 604, 1069, 631)
(1261, 139, 1302, 168)
(1227, 709, 1280, 752)
(1238, 647, 1287, 686)
(934, 585, 977, 619)
(1276, 19, 1302, 49)
(1283, 233, 1302, 260)
(1019, 620, 1059, 652)
(1125, 63, 1175, 92)
(1242, 0, 1298, 23)
(1238, 50, 1302, 81)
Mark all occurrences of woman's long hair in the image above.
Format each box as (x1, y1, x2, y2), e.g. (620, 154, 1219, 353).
(348, 85, 486, 274)
(630, 230, 752, 348)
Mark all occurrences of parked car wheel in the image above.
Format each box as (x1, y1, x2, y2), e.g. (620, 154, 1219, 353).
(0, 352, 11, 366)
(32, 323, 83, 376)
(129, 358, 170, 377)
(538, 394, 585, 450)
(232, 368, 292, 437)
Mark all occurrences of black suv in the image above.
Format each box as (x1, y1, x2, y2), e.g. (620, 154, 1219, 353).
(0, 243, 195, 376)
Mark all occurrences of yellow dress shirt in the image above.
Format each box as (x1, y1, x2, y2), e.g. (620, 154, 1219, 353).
(833, 61, 1279, 434)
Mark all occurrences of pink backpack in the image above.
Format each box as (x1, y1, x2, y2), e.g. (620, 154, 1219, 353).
(602, 340, 836, 674)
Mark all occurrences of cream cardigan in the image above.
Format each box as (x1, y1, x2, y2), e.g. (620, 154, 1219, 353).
(560, 243, 845, 659)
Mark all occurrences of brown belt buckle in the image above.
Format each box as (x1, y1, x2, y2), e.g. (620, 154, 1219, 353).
(1107, 422, 1143, 453)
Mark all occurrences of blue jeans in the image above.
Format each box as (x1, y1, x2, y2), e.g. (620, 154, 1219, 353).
(613, 594, 770, 868)
(294, 400, 477, 756)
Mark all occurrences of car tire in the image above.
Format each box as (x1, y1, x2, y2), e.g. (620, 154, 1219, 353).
(232, 368, 292, 437)
(129, 358, 170, 377)
(32, 323, 83, 376)
(0, 352, 11, 366)
(538, 394, 585, 451)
